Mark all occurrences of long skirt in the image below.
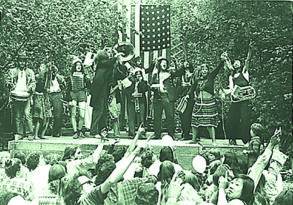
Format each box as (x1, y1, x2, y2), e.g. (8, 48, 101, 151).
(191, 96, 218, 128)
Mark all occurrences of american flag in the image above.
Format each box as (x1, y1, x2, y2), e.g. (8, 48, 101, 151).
(118, 2, 171, 70)
(140, 5, 171, 51)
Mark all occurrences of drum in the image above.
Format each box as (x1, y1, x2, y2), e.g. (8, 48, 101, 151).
(10, 90, 30, 101)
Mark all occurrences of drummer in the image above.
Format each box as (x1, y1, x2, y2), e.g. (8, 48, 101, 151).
(6, 51, 36, 140)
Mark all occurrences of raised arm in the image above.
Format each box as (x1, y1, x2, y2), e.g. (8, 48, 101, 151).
(210, 54, 226, 79)
(247, 128, 281, 191)
(243, 42, 253, 73)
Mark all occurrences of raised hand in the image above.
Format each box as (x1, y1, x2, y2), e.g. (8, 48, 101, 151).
(220, 52, 228, 61)
(270, 127, 281, 147)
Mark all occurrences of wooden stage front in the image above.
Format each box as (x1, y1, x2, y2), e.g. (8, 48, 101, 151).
(8, 132, 247, 170)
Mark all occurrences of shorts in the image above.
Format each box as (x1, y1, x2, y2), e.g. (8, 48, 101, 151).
(70, 90, 87, 102)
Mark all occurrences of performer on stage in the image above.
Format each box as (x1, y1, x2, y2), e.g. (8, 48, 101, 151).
(190, 54, 226, 145)
(125, 69, 148, 137)
(68, 58, 90, 139)
(226, 42, 254, 145)
(6, 52, 36, 140)
(45, 63, 66, 138)
(89, 47, 125, 138)
(32, 63, 52, 140)
(177, 61, 194, 140)
(150, 57, 176, 139)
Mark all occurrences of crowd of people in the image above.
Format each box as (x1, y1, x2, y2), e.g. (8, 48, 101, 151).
(5, 42, 258, 145)
(0, 125, 292, 205)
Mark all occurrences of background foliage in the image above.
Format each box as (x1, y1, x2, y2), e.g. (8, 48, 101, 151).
(0, 0, 292, 152)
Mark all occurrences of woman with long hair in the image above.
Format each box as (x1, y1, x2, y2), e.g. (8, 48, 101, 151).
(68, 59, 89, 139)
(150, 58, 176, 139)
(190, 53, 226, 145)
(218, 174, 255, 205)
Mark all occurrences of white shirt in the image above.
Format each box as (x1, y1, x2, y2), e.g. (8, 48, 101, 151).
(49, 78, 61, 93)
(15, 70, 28, 92)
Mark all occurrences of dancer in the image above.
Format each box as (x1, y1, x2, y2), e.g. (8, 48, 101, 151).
(31, 63, 52, 140)
(68, 58, 90, 139)
(7, 52, 35, 140)
(125, 69, 148, 137)
(150, 58, 176, 139)
(45, 62, 66, 137)
(89, 47, 125, 138)
(226, 42, 254, 145)
(190, 53, 226, 145)
(177, 61, 194, 140)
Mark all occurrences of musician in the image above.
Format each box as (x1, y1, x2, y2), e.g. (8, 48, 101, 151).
(226, 43, 253, 145)
(6, 52, 36, 140)
(89, 48, 125, 138)
(177, 61, 195, 140)
(150, 57, 176, 139)
(45, 63, 66, 138)
(67, 58, 90, 139)
(125, 69, 148, 137)
(190, 54, 226, 145)
(32, 63, 52, 140)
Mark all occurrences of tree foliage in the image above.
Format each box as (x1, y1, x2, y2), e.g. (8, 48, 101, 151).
(0, 0, 292, 150)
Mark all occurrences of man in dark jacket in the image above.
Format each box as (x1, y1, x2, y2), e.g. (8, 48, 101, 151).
(89, 48, 126, 137)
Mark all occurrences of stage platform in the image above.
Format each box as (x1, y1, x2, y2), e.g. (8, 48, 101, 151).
(8, 132, 247, 170)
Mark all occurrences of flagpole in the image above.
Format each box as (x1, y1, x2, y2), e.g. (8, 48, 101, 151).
(134, 0, 141, 57)
(125, 0, 131, 43)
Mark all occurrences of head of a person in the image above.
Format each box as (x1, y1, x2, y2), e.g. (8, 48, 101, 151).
(95, 153, 116, 186)
(62, 146, 82, 161)
(48, 163, 66, 195)
(72, 60, 83, 73)
(0, 152, 11, 168)
(103, 46, 113, 58)
(26, 152, 40, 171)
(45, 153, 62, 165)
(226, 174, 254, 204)
(157, 160, 175, 183)
(141, 148, 155, 169)
(135, 70, 143, 81)
(273, 188, 293, 205)
(200, 64, 209, 77)
(13, 152, 26, 165)
(134, 56, 142, 67)
(250, 123, 264, 138)
(159, 146, 174, 163)
(157, 58, 169, 72)
(112, 146, 126, 163)
(135, 182, 159, 205)
(233, 60, 241, 71)
(17, 51, 28, 69)
(182, 170, 200, 191)
(4, 158, 21, 178)
(95, 160, 116, 186)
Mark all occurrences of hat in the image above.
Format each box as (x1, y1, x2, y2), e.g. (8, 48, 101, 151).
(192, 155, 207, 174)
(48, 164, 66, 183)
(271, 149, 288, 166)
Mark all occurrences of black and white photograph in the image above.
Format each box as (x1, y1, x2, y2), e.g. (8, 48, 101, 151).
(0, 0, 292, 204)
